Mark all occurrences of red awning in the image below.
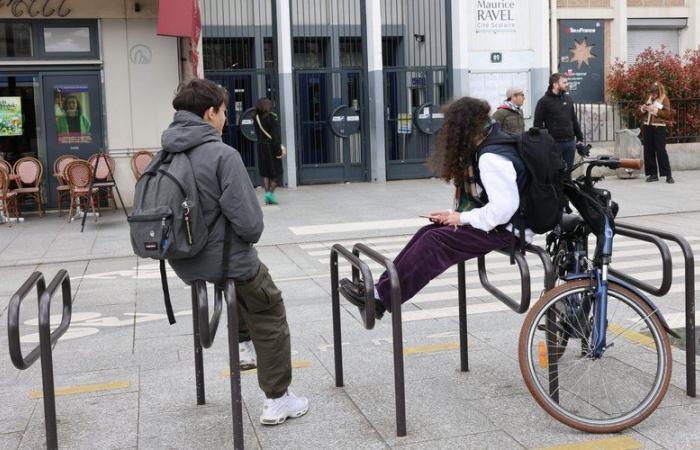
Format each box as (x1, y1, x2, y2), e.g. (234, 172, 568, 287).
(157, 0, 197, 37)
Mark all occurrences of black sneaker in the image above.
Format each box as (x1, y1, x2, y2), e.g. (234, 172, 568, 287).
(338, 278, 385, 320)
(666, 176, 675, 184)
(645, 175, 659, 182)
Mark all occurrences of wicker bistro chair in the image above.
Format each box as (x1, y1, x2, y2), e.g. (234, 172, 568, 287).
(0, 159, 11, 175)
(130, 150, 154, 180)
(88, 153, 117, 210)
(53, 155, 79, 216)
(0, 167, 19, 225)
(12, 156, 45, 216)
(65, 160, 98, 222)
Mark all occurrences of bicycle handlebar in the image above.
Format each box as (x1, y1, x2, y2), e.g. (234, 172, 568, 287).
(618, 158, 643, 170)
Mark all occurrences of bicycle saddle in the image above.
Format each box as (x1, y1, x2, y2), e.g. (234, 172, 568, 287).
(560, 213, 585, 233)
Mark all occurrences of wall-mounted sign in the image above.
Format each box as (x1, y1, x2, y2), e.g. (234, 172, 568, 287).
(0, 0, 72, 18)
(329, 105, 360, 138)
(490, 52, 502, 63)
(413, 103, 444, 135)
(397, 113, 412, 135)
(558, 19, 604, 103)
(129, 44, 152, 65)
(239, 107, 258, 142)
(476, 0, 516, 33)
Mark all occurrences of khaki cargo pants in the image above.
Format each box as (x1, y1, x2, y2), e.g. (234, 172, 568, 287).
(235, 263, 291, 399)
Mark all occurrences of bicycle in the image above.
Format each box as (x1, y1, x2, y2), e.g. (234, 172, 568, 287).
(518, 155, 674, 433)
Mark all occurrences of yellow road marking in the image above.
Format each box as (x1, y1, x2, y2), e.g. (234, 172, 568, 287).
(403, 341, 465, 356)
(537, 436, 643, 450)
(30, 380, 130, 399)
(221, 360, 312, 377)
(607, 323, 656, 349)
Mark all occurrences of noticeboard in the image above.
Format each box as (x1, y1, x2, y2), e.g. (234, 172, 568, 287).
(397, 113, 412, 134)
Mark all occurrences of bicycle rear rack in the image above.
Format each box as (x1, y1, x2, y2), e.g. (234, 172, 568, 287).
(615, 222, 696, 398)
(8, 271, 72, 450)
(190, 280, 245, 450)
(330, 240, 555, 437)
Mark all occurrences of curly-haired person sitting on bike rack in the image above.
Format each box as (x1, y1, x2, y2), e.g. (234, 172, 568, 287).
(341, 96, 559, 317)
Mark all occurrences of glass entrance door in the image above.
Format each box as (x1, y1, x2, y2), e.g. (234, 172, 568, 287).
(42, 72, 103, 207)
(0, 75, 40, 166)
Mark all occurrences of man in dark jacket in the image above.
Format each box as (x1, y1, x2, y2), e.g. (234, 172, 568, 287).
(534, 73, 584, 167)
(163, 79, 308, 425)
(492, 87, 525, 135)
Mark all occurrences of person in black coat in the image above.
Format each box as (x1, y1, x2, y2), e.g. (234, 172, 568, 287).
(254, 97, 285, 204)
(534, 73, 584, 168)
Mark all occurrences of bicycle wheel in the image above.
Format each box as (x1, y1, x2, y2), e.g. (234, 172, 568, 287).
(518, 280, 672, 433)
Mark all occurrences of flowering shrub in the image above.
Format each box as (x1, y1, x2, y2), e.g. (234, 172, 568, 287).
(607, 46, 700, 140)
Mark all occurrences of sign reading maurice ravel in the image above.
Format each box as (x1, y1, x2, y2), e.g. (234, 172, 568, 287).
(476, 0, 516, 33)
(558, 19, 605, 103)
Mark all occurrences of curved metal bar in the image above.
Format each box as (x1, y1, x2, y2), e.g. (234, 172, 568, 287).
(352, 242, 406, 437)
(193, 280, 223, 349)
(39, 270, 73, 347)
(478, 249, 531, 314)
(331, 244, 376, 330)
(525, 244, 556, 291)
(610, 228, 673, 296)
(616, 221, 696, 397)
(223, 280, 244, 450)
(8, 272, 46, 370)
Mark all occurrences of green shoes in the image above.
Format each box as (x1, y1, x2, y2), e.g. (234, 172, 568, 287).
(264, 192, 279, 205)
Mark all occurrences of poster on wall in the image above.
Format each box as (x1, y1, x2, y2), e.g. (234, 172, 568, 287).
(54, 85, 93, 144)
(476, 0, 516, 33)
(558, 20, 604, 103)
(0, 97, 23, 137)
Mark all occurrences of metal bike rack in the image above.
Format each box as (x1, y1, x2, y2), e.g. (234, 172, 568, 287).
(330, 243, 406, 436)
(615, 222, 697, 398)
(190, 280, 245, 449)
(8, 271, 72, 450)
(330, 240, 555, 437)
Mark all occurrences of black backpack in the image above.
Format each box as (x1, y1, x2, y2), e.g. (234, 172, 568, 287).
(478, 127, 567, 236)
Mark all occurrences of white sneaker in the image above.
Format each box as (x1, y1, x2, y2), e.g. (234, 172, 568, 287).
(259, 390, 309, 425)
(239, 340, 257, 370)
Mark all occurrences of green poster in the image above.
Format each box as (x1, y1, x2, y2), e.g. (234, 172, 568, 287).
(0, 97, 23, 137)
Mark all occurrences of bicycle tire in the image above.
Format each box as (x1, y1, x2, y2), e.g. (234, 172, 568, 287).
(518, 280, 672, 433)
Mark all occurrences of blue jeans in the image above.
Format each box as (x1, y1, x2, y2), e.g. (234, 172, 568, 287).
(556, 140, 576, 168)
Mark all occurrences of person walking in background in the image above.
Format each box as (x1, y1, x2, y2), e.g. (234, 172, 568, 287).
(492, 87, 525, 135)
(534, 73, 583, 168)
(639, 81, 674, 184)
(254, 97, 285, 205)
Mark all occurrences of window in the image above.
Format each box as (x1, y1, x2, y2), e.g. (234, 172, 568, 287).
(203, 38, 254, 71)
(0, 22, 32, 57)
(293, 38, 327, 68)
(43, 27, 91, 53)
(0, 20, 98, 60)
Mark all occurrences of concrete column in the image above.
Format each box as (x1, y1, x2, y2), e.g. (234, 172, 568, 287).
(450, 0, 470, 97)
(275, 0, 297, 188)
(530, 0, 552, 126)
(611, 0, 627, 64)
(681, 0, 700, 54)
(362, 0, 386, 183)
(550, 0, 558, 73)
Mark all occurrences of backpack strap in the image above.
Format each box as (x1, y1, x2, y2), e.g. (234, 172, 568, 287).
(160, 260, 176, 325)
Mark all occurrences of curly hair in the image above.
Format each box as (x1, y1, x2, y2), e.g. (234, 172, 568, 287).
(429, 97, 492, 188)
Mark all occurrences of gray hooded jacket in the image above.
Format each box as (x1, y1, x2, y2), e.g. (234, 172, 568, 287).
(163, 110, 263, 283)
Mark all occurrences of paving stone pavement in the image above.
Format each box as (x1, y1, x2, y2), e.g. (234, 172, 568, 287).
(1, 172, 699, 449)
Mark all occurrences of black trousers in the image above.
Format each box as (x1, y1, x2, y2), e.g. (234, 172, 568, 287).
(642, 125, 672, 177)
